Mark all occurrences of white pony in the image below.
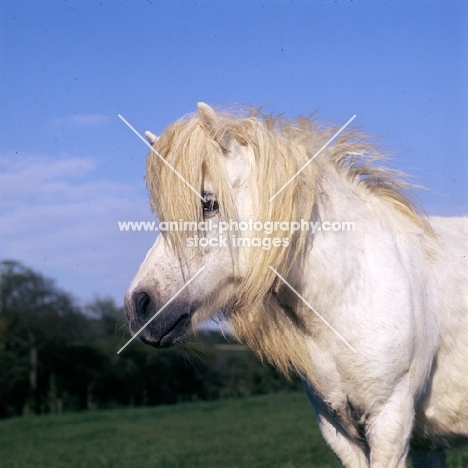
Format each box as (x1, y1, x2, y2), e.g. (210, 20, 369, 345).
(124, 103, 468, 467)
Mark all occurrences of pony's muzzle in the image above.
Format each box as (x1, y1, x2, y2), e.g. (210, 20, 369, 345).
(124, 287, 192, 348)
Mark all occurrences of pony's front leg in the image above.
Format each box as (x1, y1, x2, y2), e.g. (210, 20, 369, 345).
(316, 411, 369, 468)
(303, 381, 369, 467)
(365, 375, 415, 468)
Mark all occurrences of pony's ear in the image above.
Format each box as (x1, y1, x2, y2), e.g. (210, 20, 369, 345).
(144, 131, 158, 145)
(197, 102, 231, 151)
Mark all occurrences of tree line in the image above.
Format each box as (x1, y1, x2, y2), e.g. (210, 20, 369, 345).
(0, 260, 300, 418)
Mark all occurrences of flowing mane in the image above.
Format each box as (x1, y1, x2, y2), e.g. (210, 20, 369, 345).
(146, 107, 431, 379)
(148, 108, 430, 235)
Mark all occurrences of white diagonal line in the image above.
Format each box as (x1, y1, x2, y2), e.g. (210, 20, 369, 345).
(118, 114, 206, 202)
(117, 266, 206, 354)
(268, 114, 356, 202)
(269, 266, 357, 353)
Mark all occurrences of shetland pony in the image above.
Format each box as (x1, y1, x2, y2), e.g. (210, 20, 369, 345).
(124, 103, 468, 467)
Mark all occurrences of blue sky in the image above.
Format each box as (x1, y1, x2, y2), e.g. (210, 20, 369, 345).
(0, 0, 467, 306)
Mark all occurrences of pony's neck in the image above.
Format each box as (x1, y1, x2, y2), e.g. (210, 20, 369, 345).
(287, 162, 417, 317)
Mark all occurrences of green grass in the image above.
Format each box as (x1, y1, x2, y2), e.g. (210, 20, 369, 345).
(0, 392, 467, 468)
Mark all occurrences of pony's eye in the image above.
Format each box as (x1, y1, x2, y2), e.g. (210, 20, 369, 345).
(201, 192, 219, 213)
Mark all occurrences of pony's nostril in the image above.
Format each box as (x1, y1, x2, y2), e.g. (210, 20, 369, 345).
(133, 291, 152, 318)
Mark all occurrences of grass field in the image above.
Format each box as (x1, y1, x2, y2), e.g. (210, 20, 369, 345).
(1, 392, 467, 468)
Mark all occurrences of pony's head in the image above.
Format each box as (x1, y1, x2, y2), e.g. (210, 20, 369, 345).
(124, 103, 321, 374)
